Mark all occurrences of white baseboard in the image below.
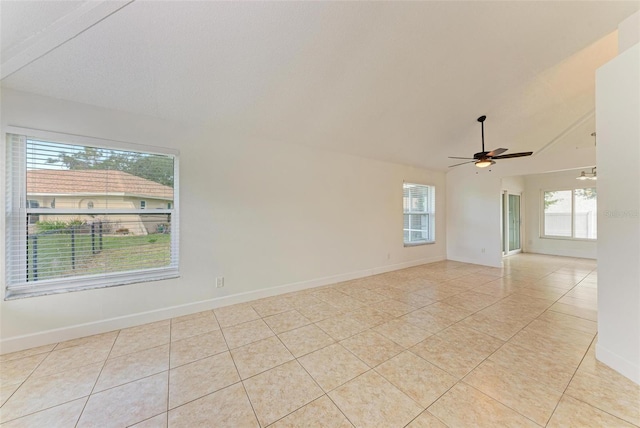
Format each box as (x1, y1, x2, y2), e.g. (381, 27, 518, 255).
(596, 343, 640, 385)
(446, 255, 502, 268)
(0, 255, 445, 354)
(526, 248, 597, 260)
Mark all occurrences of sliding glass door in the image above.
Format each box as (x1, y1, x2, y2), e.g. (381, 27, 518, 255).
(503, 192, 522, 255)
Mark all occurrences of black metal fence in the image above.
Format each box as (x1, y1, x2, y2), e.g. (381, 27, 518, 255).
(27, 221, 103, 281)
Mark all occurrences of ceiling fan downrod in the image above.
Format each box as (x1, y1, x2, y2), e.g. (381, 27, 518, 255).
(478, 115, 486, 153)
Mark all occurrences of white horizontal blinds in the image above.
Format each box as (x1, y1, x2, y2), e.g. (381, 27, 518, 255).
(6, 132, 178, 295)
(6, 134, 28, 286)
(26, 140, 174, 207)
(403, 183, 435, 244)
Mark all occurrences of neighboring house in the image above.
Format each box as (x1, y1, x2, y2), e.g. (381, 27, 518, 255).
(27, 169, 173, 235)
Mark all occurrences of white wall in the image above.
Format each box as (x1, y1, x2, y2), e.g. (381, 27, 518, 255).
(446, 167, 502, 267)
(522, 169, 597, 259)
(618, 10, 640, 53)
(595, 42, 640, 385)
(0, 89, 446, 353)
(501, 176, 525, 195)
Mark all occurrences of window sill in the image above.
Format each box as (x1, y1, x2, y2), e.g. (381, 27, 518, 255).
(4, 268, 179, 300)
(404, 241, 435, 247)
(539, 236, 597, 242)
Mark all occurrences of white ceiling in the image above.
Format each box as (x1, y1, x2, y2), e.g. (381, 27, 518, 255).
(1, 1, 638, 171)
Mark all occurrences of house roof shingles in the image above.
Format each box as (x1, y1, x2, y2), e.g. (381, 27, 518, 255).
(27, 169, 173, 199)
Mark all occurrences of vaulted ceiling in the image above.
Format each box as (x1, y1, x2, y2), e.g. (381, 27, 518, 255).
(2, 1, 638, 171)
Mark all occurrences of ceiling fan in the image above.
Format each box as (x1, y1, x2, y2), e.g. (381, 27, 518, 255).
(449, 115, 533, 168)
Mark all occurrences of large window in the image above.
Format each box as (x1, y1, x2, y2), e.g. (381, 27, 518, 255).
(543, 188, 597, 239)
(403, 183, 435, 245)
(5, 128, 179, 299)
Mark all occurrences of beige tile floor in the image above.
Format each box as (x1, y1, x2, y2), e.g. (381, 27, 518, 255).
(1, 254, 639, 427)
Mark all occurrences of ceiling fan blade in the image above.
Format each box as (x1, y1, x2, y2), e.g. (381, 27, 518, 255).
(448, 160, 475, 168)
(449, 116, 522, 165)
(492, 152, 533, 159)
(486, 148, 508, 157)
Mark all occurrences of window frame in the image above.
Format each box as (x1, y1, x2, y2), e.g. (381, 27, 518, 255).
(4, 126, 180, 300)
(403, 182, 436, 246)
(540, 187, 597, 241)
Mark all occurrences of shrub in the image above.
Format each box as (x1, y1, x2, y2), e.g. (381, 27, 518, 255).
(36, 219, 86, 233)
(35, 220, 69, 233)
(67, 219, 86, 228)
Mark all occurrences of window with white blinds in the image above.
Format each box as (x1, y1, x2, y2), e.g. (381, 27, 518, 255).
(4, 128, 179, 299)
(403, 183, 435, 245)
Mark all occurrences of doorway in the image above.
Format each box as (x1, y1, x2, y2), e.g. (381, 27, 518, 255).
(502, 192, 522, 255)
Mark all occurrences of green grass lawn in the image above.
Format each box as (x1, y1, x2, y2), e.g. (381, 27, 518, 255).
(27, 233, 171, 281)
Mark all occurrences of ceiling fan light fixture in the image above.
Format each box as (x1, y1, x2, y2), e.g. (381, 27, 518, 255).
(577, 167, 597, 180)
(475, 159, 494, 168)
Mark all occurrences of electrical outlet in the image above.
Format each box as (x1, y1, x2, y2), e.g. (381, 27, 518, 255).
(481, 248, 486, 253)
(387, 253, 391, 260)
(216, 277, 224, 288)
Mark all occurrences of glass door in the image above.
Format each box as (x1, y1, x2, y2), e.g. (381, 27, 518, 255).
(503, 192, 522, 256)
(508, 194, 521, 252)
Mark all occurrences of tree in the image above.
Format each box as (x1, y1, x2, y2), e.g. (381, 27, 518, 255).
(544, 191, 560, 209)
(128, 155, 174, 187)
(47, 148, 174, 186)
(575, 188, 597, 200)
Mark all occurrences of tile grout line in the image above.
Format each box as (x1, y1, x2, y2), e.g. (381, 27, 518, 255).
(212, 308, 262, 427)
(74, 328, 121, 428)
(238, 380, 262, 427)
(459, 382, 543, 426)
(165, 317, 174, 423)
(543, 333, 597, 427)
